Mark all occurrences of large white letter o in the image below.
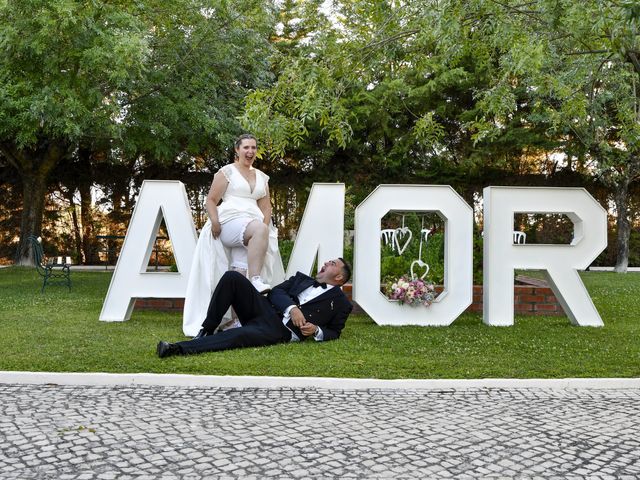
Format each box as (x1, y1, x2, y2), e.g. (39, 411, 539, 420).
(354, 185, 473, 326)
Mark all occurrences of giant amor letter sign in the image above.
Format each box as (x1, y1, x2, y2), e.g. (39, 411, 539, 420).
(99, 180, 197, 321)
(354, 185, 473, 326)
(483, 186, 607, 326)
(100, 182, 607, 327)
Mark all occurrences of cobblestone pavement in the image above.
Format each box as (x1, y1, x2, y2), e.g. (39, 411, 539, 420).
(1, 384, 639, 479)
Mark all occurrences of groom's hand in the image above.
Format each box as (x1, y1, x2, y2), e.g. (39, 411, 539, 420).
(299, 323, 318, 337)
(290, 307, 307, 327)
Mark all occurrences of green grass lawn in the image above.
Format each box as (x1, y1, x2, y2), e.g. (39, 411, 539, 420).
(0, 266, 638, 379)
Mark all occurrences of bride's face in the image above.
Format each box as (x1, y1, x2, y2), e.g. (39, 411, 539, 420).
(235, 139, 257, 166)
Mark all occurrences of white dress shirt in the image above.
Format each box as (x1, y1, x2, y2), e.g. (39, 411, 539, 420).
(283, 284, 335, 342)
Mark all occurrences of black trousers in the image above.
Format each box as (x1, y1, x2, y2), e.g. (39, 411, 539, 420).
(176, 271, 291, 354)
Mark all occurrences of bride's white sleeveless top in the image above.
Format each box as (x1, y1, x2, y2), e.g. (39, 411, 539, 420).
(217, 163, 270, 224)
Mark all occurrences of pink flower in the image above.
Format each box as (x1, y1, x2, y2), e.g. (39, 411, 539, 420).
(385, 275, 435, 307)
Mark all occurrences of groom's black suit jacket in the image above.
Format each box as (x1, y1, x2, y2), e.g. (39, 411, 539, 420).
(268, 272, 352, 341)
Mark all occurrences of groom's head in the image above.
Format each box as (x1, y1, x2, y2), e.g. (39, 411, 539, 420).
(316, 258, 351, 286)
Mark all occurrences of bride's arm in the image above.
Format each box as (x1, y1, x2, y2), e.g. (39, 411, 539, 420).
(257, 183, 272, 226)
(206, 171, 228, 238)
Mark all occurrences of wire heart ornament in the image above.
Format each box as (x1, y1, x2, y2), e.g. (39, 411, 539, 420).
(410, 259, 430, 280)
(381, 229, 396, 250)
(394, 227, 412, 255)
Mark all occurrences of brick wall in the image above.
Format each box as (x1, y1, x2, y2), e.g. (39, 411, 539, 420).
(135, 297, 184, 313)
(466, 285, 564, 316)
(134, 284, 564, 316)
(338, 283, 564, 316)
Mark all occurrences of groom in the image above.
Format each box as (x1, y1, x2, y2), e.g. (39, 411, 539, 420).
(157, 258, 352, 357)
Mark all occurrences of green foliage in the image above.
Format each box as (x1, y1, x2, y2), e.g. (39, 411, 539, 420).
(341, 243, 354, 273)
(472, 232, 484, 285)
(118, 0, 276, 160)
(237, 0, 639, 275)
(278, 239, 294, 270)
(432, 0, 640, 269)
(0, 0, 147, 147)
(436, 0, 640, 171)
(1, 267, 639, 379)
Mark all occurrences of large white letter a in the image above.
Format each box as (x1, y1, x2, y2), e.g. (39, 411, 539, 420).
(99, 180, 197, 321)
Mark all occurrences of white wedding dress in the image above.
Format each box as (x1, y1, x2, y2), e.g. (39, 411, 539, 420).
(182, 164, 285, 337)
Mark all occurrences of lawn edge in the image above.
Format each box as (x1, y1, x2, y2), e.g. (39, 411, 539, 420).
(1, 371, 639, 390)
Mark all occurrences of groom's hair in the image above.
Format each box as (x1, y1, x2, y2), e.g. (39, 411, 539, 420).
(338, 257, 351, 285)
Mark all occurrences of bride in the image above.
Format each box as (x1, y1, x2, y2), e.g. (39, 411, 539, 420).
(182, 134, 285, 337)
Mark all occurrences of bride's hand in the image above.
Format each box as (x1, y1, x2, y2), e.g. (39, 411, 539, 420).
(211, 220, 222, 239)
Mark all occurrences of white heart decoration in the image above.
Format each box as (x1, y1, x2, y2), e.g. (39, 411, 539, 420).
(380, 229, 396, 249)
(410, 259, 430, 280)
(393, 227, 412, 255)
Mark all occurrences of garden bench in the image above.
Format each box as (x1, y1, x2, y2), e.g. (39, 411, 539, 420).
(27, 235, 71, 292)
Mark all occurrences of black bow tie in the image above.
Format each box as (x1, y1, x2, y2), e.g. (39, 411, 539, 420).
(313, 280, 327, 289)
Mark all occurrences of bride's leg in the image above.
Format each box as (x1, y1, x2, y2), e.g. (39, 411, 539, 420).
(243, 220, 269, 278)
(221, 217, 269, 293)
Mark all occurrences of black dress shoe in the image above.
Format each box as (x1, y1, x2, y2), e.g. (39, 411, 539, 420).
(193, 329, 210, 340)
(157, 341, 181, 358)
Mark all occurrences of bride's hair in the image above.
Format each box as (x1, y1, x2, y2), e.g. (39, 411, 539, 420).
(234, 133, 258, 149)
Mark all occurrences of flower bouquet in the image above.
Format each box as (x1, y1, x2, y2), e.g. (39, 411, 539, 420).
(384, 275, 436, 307)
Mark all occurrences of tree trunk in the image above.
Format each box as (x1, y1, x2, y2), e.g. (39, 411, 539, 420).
(108, 178, 132, 264)
(9, 143, 66, 265)
(15, 172, 49, 265)
(613, 175, 631, 273)
(64, 187, 83, 264)
(79, 182, 98, 264)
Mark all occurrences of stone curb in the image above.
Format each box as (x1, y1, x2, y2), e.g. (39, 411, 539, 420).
(1, 371, 639, 390)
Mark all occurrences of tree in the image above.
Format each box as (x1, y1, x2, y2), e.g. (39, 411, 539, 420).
(240, 0, 554, 216)
(244, 0, 639, 270)
(0, 1, 144, 263)
(433, 0, 640, 271)
(0, 0, 276, 264)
